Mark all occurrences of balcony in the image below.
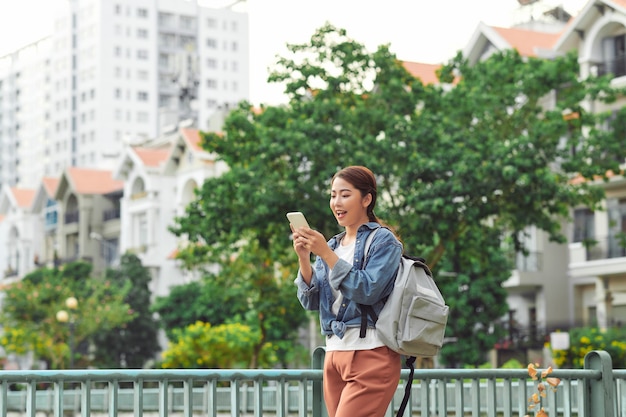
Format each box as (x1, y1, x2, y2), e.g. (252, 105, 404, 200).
(103, 208, 121, 221)
(64, 211, 79, 224)
(596, 55, 626, 78)
(585, 235, 626, 261)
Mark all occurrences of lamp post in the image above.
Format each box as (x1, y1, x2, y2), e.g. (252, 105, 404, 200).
(56, 296, 78, 369)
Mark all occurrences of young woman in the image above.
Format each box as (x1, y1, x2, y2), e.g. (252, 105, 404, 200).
(291, 165, 403, 417)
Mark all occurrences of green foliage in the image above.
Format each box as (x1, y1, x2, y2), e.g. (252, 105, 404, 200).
(501, 358, 525, 369)
(169, 24, 626, 367)
(550, 327, 626, 368)
(154, 240, 308, 368)
(0, 262, 134, 369)
(152, 278, 250, 341)
(92, 253, 160, 368)
(160, 321, 277, 369)
(437, 228, 511, 366)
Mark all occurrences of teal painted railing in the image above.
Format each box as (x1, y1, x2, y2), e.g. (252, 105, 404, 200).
(0, 349, 625, 416)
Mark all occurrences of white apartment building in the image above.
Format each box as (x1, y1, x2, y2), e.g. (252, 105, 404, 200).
(0, 0, 249, 190)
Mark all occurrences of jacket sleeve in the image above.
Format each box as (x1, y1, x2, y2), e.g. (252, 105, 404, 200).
(294, 265, 320, 311)
(328, 228, 401, 305)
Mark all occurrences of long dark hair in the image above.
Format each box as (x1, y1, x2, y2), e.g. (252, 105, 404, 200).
(332, 166, 398, 236)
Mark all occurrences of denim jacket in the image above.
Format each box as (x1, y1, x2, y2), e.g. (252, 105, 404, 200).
(294, 222, 402, 339)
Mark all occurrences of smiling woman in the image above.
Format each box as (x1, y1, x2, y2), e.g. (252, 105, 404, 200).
(0, 0, 64, 56)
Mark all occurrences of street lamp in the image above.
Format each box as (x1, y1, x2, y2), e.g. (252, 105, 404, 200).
(56, 296, 78, 369)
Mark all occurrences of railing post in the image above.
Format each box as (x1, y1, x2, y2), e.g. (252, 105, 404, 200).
(583, 350, 615, 417)
(312, 346, 327, 417)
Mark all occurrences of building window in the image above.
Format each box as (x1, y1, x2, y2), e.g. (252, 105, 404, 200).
(137, 28, 148, 38)
(137, 49, 149, 60)
(137, 8, 148, 18)
(207, 18, 217, 28)
(137, 91, 148, 101)
(134, 212, 148, 247)
(137, 111, 149, 122)
(573, 208, 594, 243)
(206, 79, 217, 89)
(206, 38, 217, 49)
(207, 58, 217, 69)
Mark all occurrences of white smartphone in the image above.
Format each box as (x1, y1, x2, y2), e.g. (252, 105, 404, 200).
(286, 212, 310, 229)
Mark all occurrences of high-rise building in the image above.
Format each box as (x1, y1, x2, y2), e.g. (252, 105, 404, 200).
(0, 0, 249, 189)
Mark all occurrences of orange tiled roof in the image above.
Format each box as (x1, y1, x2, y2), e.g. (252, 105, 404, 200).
(402, 61, 441, 85)
(0, 214, 4, 223)
(613, 0, 626, 9)
(167, 248, 179, 259)
(11, 187, 36, 208)
(42, 177, 59, 197)
(133, 146, 171, 167)
(492, 26, 561, 57)
(570, 170, 623, 185)
(181, 128, 204, 153)
(67, 167, 124, 194)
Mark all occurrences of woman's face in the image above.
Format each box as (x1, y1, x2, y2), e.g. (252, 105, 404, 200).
(330, 177, 371, 228)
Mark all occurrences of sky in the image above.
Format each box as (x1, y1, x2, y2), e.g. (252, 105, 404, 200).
(0, 0, 588, 106)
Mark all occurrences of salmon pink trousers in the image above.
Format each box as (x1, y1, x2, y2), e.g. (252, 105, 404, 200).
(323, 346, 401, 417)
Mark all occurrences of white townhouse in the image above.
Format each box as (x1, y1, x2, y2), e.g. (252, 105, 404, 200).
(114, 126, 228, 299)
(0, 186, 37, 282)
(455, 0, 626, 362)
(551, 0, 626, 330)
(52, 168, 125, 276)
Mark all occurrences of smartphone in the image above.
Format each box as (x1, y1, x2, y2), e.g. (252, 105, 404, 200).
(286, 212, 310, 229)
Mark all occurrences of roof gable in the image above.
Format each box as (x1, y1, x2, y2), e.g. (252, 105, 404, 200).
(134, 146, 171, 167)
(492, 26, 561, 57)
(181, 128, 204, 153)
(0, 185, 35, 215)
(55, 167, 124, 199)
(554, 0, 626, 52)
(32, 177, 60, 213)
(11, 188, 36, 209)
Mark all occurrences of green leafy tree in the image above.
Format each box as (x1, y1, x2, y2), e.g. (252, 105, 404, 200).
(170, 24, 626, 366)
(0, 262, 133, 369)
(92, 253, 160, 368)
(152, 277, 250, 341)
(153, 239, 308, 368)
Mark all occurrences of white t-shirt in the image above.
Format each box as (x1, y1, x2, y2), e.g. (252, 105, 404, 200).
(326, 238, 385, 351)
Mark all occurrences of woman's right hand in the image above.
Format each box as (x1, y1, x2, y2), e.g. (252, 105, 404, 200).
(291, 225, 312, 259)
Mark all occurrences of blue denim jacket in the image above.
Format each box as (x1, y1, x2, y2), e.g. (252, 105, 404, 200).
(294, 222, 402, 338)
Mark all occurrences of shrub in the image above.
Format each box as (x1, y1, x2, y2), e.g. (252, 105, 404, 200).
(550, 327, 626, 368)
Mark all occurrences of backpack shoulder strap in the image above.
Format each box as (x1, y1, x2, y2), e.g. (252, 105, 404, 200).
(359, 227, 381, 338)
(363, 227, 379, 262)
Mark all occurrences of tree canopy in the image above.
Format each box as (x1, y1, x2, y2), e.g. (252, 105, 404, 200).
(0, 261, 133, 369)
(170, 24, 626, 366)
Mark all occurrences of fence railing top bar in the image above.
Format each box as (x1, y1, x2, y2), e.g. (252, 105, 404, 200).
(0, 367, 603, 384)
(0, 369, 324, 383)
(403, 368, 601, 380)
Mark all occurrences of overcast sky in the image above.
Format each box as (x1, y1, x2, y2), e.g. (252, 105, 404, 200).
(0, 0, 588, 105)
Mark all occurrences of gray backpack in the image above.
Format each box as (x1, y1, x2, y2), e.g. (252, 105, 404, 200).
(360, 228, 449, 417)
(360, 227, 449, 357)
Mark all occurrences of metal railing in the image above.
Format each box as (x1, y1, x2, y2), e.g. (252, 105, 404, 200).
(0, 349, 624, 417)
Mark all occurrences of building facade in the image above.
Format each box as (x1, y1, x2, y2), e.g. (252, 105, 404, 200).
(0, 0, 249, 190)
